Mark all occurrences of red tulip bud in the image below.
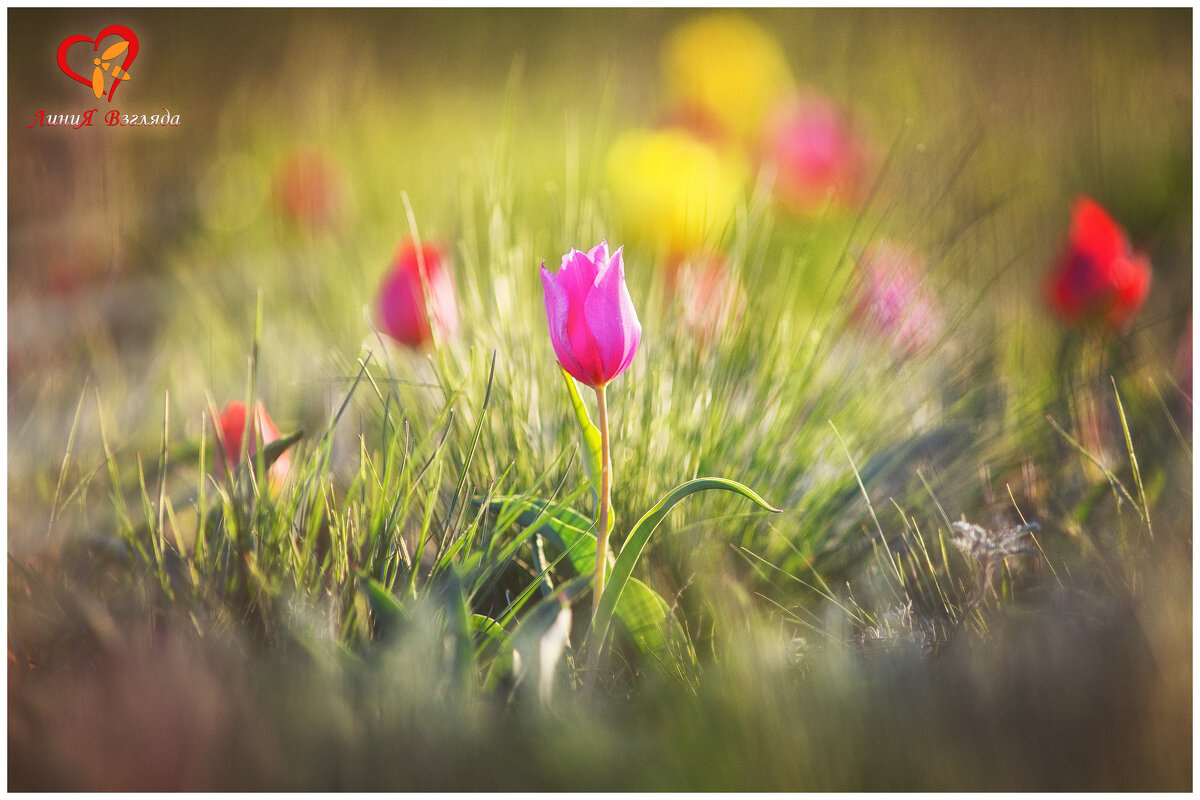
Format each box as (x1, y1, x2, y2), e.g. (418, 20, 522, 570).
(214, 400, 290, 488)
(376, 239, 459, 349)
(1045, 197, 1151, 333)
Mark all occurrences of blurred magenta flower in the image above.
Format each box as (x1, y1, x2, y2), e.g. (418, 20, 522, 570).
(215, 400, 291, 488)
(762, 92, 868, 213)
(849, 242, 943, 356)
(669, 255, 747, 345)
(541, 241, 641, 388)
(274, 149, 347, 230)
(376, 239, 459, 349)
(1045, 197, 1151, 333)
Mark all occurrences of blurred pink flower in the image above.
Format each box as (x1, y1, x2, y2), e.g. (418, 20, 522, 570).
(541, 241, 641, 388)
(849, 242, 943, 356)
(214, 400, 290, 488)
(1044, 197, 1151, 333)
(275, 149, 347, 230)
(762, 92, 868, 213)
(376, 239, 459, 349)
(668, 255, 746, 345)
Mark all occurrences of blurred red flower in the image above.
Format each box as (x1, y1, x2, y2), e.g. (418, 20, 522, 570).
(376, 239, 458, 349)
(214, 400, 290, 488)
(275, 149, 347, 230)
(1045, 197, 1151, 332)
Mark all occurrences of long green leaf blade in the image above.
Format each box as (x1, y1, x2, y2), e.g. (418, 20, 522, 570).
(486, 495, 684, 660)
(590, 477, 781, 658)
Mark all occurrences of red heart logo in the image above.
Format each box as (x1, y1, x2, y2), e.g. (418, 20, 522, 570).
(57, 25, 139, 102)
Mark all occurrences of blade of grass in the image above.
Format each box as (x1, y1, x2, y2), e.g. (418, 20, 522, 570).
(47, 378, 90, 536)
(1046, 414, 1143, 518)
(1111, 377, 1153, 540)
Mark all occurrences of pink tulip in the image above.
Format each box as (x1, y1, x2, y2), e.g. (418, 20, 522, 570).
(214, 400, 291, 488)
(540, 241, 642, 388)
(762, 92, 868, 213)
(542, 241, 642, 627)
(376, 239, 459, 349)
(849, 242, 943, 357)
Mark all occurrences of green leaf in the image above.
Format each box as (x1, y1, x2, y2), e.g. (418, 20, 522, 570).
(589, 477, 781, 660)
(472, 613, 511, 683)
(472, 613, 509, 654)
(489, 495, 610, 575)
(559, 367, 611, 535)
(255, 429, 304, 475)
(477, 614, 514, 691)
(615, 576, 694, 665)
(488, 495, 689, 664)
(506, 574, 590, 703)
(359, 575, 406, 638)
(429, 569, 474, 694)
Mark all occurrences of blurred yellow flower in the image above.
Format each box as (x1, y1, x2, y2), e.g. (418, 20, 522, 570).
(661, 13, 795, 148)
(605, 127, 745, 258)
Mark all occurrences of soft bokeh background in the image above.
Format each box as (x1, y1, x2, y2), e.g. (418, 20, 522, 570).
(8, 7, 1192, 791)
(10, 10, 1190, 501)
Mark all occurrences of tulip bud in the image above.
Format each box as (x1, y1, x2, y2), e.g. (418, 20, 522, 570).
(214, 400, 291, 488)
(1044, 197, 1152, 333)
(541, 241, 642, 388)
(376, 239, 459, 349)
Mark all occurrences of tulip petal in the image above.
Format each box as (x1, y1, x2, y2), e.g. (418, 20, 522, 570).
(376, 240, 459, 349)
(584, 245, 641, 382)
(587, 240, 609, 270)
(218, 401, 249, 470)
(560, 248, 600, 303)
(1070, 197, 1124, 266)
(561, 249, 609, 385)
(1046, 198, 1151, 332)
(541, 265, 591, 385)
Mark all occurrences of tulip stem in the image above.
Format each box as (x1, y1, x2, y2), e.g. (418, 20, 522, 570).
(591, 383, 612, 624)
(584, 383, 612, 689)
